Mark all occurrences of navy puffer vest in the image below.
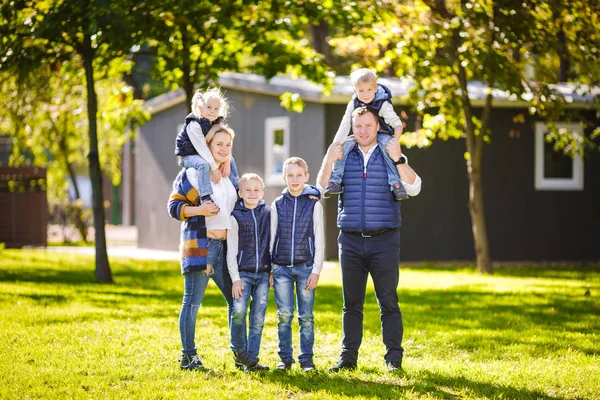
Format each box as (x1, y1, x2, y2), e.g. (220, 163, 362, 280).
(273, 185, 320, 266)
(352, 83, 394, 136)
(338, 145, 401, 232)
(231, 200, 271, 273)
(174, 113, 224, 156)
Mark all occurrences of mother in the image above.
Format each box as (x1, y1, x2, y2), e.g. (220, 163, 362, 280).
(168, 123, 241, 371)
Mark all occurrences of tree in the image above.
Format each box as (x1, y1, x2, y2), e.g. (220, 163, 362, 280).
(1, 1, 148, 282)
(331, 0, 599, 273)
(145, 0, 379, 111)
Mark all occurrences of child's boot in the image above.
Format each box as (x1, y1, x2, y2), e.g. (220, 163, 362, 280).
(392, 183, 408, 201)
(323, 182, 343, 198)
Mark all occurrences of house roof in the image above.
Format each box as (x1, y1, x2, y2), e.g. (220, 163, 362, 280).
(144, 72, 598, 115)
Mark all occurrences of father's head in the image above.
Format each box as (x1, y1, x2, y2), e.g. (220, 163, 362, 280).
(351, 107, 379, 150)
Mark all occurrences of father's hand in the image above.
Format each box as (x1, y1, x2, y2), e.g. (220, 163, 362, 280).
(386, 138, 402, 162)
(326, 142, 343, 164)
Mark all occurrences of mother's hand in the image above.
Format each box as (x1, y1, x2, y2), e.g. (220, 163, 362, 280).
(197, 201, 220, 217)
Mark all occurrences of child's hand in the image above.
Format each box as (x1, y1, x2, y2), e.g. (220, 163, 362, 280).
(386, 138, 402, 162)
(326, 142, 343, 163)
(220, 160, 231, 179)
(232, 280, 244, 299)
(210, 169, 222, 183)
(206, 264, 213, 276)
(306, 273, 320, 291)
(308, 195, 319, 201)
(269, 272, 274, 288)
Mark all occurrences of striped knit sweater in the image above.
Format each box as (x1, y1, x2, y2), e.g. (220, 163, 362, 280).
(167, 168, 208, 274)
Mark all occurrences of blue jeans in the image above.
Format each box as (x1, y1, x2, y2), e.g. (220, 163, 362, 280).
(330, 134, 401, 188)
(273, 262, 315, 363)
(180, 155, 240, 196)
(230, 272, 270, 357)
(338, 229, 404, 364)
(179, 238, 233, 355)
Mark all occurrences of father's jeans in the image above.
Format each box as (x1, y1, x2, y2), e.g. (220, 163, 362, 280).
(230, 271, 270, 357)
(179, 238, 233, 355)
(338, 229, 404, 364)
(273, 262, 315, 363)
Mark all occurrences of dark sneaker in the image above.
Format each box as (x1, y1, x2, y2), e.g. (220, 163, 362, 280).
(233, 351, 259, 369)
(392, 184, 409, 201)
(200, 194, 214, 204)
(300, 360, 316, 372)
(233, 358, 244, 371)
(245, 363, 270, 372)
(180, 354, 206, 371)
(329, 359, 357, 372)
(323, 182, 343, 198)
(275, 359, 295, 371)
(386, 360, 402, 372)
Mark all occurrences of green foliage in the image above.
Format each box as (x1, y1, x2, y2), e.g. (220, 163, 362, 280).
(1, 250, 599, 399)
(0, 59, 148, 203)
(332, 0, 600, 155)
(279, 92, 305, 113)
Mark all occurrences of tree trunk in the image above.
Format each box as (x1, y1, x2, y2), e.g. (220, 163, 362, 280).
(310, 21, 333, 66)
(181, 24, 194, 114)
(456, 59, 493, 274)
(82, 32, 112, 283)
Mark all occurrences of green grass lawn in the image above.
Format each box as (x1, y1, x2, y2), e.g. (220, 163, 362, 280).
(1, 249, 598, 399)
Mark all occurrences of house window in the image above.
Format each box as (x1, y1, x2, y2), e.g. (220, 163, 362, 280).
(265, 117, 290, 185)
(534, 122, 584, 191)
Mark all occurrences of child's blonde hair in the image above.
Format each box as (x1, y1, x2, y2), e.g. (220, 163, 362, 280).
(238, 173, 265, 190)
(350, 68, 378, 87)
(283, 157, 309, 175)
(191, 87, 229, 118)
(205, 123, 235, 146)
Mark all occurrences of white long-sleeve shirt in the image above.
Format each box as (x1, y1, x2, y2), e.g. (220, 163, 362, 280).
(186, 168, 237, 230)
(332, 100, 402, 145)
(187, 120, 219, 171)
(226, 217, 243, 282)
(269, 199, 325, 275)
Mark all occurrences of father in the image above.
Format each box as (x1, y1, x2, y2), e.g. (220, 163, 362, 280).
(317, 107, 422, 372)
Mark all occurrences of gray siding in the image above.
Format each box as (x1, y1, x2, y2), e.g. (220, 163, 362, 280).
(137, 90, 326, 251)
(136, 102, 188, 251)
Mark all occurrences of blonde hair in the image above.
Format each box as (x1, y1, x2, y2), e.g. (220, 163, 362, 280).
(205, 123, 235, 146)
(191, 87, 229, 118)
(238, 173, 265, 190)
(350, 68, 378, 87)
(283, 157, 309, 175)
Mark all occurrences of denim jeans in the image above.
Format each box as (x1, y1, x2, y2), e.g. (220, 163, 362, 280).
(179, 238, 233, 355)
(180, 155, 241, 196)
(330, 134, 402, 188)
(230, 271, 270, 357)
(338, 229, 404, 364)
(181, 155, 212, 197)
(273, 262, 315, 363)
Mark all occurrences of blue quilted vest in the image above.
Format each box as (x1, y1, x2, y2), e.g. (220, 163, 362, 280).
(174, 113, 224, 156)
(231, 200, 271, 273)
(338, 145, 401, 232)
(273, 185, 320, 266)
(352, 83, 394, 136)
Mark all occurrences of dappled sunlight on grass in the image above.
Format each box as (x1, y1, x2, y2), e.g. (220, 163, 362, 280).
(1, 249, 599, 399)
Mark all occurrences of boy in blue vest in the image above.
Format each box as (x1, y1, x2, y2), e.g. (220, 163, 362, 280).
(270, 157, 324, 372)
(226, 173, 271, 372)
(323, 68, 408, 201)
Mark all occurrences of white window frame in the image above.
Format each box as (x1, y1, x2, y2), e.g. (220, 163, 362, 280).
(534, 122, 584, 191)
(264, 117, 290, 186)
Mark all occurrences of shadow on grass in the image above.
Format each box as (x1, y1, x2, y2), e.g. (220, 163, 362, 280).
(253, 368, 564, 400)
(403, 262, 600, 281)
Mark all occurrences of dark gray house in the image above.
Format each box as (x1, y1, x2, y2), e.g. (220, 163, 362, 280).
(137, 72, 600, 262)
